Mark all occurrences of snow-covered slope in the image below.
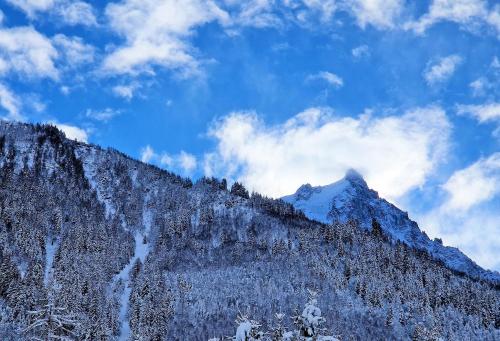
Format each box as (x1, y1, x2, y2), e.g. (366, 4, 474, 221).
(1, 121, 499, 340)
(283, 169, 500, 284)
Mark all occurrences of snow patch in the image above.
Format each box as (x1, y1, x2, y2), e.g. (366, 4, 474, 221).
(43, 237, 59, 287)
(282, 179, 349, 223)
(114, 199, 153, 340)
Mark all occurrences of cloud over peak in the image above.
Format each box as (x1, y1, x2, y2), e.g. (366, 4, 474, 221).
(205, 106, 451, 200)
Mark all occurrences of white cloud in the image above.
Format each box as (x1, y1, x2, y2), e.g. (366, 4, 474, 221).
(160, 153, 173, 167)
(139, 145, 197, 173)
(492, 56, 500, 69)
(6, 0, 55, 18)
(486, 4, 500, 38)
(178, 150, 197, 173)
(307, 71, 343, 88)
(423, 55, 462, 85)
(6, 0, 97, 26)
(52, 34, 95, 66)
(204, 106, 450, 199)
(0, 26, 59, 80)
(228, 0, 281, 29)
(420, 206, 500, 271)
(405, 0, 500, 38)
(53, 122, 88, 142)
(112, 84, 137, 100)
(420, 153, 500, 270)
(301, 0, 337, 23)
(60, 86, 70, 95)
(102, 0, 229, 76)
(85, 108, 121, 122)
(141, 144, 156, 163)
(457, 102, 500, 123)
(442, 153, 500, 212)
(469, 78, 488, 97)
(58, 1, 97, 27)
(0, 83, 22, 121)
(345, 0, 403, 29)
(351, 44, 370, 59)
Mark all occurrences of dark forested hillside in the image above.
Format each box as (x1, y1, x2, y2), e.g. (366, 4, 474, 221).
(0, 121, 498, 340)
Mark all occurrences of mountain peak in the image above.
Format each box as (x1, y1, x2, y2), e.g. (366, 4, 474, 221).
(282, 171, 500, 284)
(343, 168, 367, 187)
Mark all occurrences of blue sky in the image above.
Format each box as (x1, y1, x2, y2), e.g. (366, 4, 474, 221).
(0, 0, 499, 271)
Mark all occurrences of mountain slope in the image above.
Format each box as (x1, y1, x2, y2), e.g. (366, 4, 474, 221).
(282, 169, 500, 284)
(0, 121, 498, 340)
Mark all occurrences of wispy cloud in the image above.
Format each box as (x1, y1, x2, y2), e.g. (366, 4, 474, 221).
(351, 44, 370, 59)
(6, 0, 97, 26)
(112, 84, 139, 100)
(0, 83, 22, 121)
(345, 0, 404, 29)
(307, 71, 344, 88)
(140, 145, 197, 174)
(85, 108, 122, 122)
(52, 34, 95, 67)
(469, 78, 489, 97)
(457, 102, 500, 123)
(405, 0, 500, 39)
(423, 55, 462, 85)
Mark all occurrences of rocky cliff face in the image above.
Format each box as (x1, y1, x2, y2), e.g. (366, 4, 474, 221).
(0, 121, 498, 340)
(282, 169, 500, 284)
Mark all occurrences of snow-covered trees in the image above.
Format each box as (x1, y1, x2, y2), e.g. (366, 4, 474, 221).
(230, 292, 339, 341)
(24, 304, 78, 340)
(292, 290, 328, 338)
(231, 182, 249, 199)
(234, 314, 263, 341)
(0, 121, 499, 340)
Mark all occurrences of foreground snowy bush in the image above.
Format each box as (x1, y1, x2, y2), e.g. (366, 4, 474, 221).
(211, 291, 340, 341)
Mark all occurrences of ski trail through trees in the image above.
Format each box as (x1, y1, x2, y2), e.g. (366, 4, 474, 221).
(115, 198, 152, 340)
(44, 236, 60, 287)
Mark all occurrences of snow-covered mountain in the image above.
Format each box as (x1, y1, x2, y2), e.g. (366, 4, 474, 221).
(282, 169, 500, 284)
(0, 121, 499, 340)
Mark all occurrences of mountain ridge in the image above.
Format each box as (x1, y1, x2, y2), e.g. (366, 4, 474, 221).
(282, 170, 500, 284)
(0, 120, 498, 340)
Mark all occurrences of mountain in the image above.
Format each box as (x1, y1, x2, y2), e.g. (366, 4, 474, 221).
(282, 169, 500, 284)
(0, 121, 499, 340)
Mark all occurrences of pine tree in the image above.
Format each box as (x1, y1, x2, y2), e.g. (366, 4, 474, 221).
(230, 182, 249, 199)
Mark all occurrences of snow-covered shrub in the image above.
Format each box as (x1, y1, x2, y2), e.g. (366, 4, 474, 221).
(234, 313, 264, 341)
(293, 290, 326, 337)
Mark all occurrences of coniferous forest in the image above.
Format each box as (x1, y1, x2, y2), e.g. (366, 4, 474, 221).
(0, 122, 499, 340)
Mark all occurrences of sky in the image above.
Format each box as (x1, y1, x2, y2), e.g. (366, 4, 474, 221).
(0, 0, 499, 271)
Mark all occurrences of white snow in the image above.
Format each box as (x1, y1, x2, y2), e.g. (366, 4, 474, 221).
(75, 147, 116, 218)
(282, 180, 349, 223)
(43, 237, 59, 287)
(235, 320, 252, 341)
(114, 231, 150, 340)
(114, 200, 153, 340)
(301, 297, 324, 336)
